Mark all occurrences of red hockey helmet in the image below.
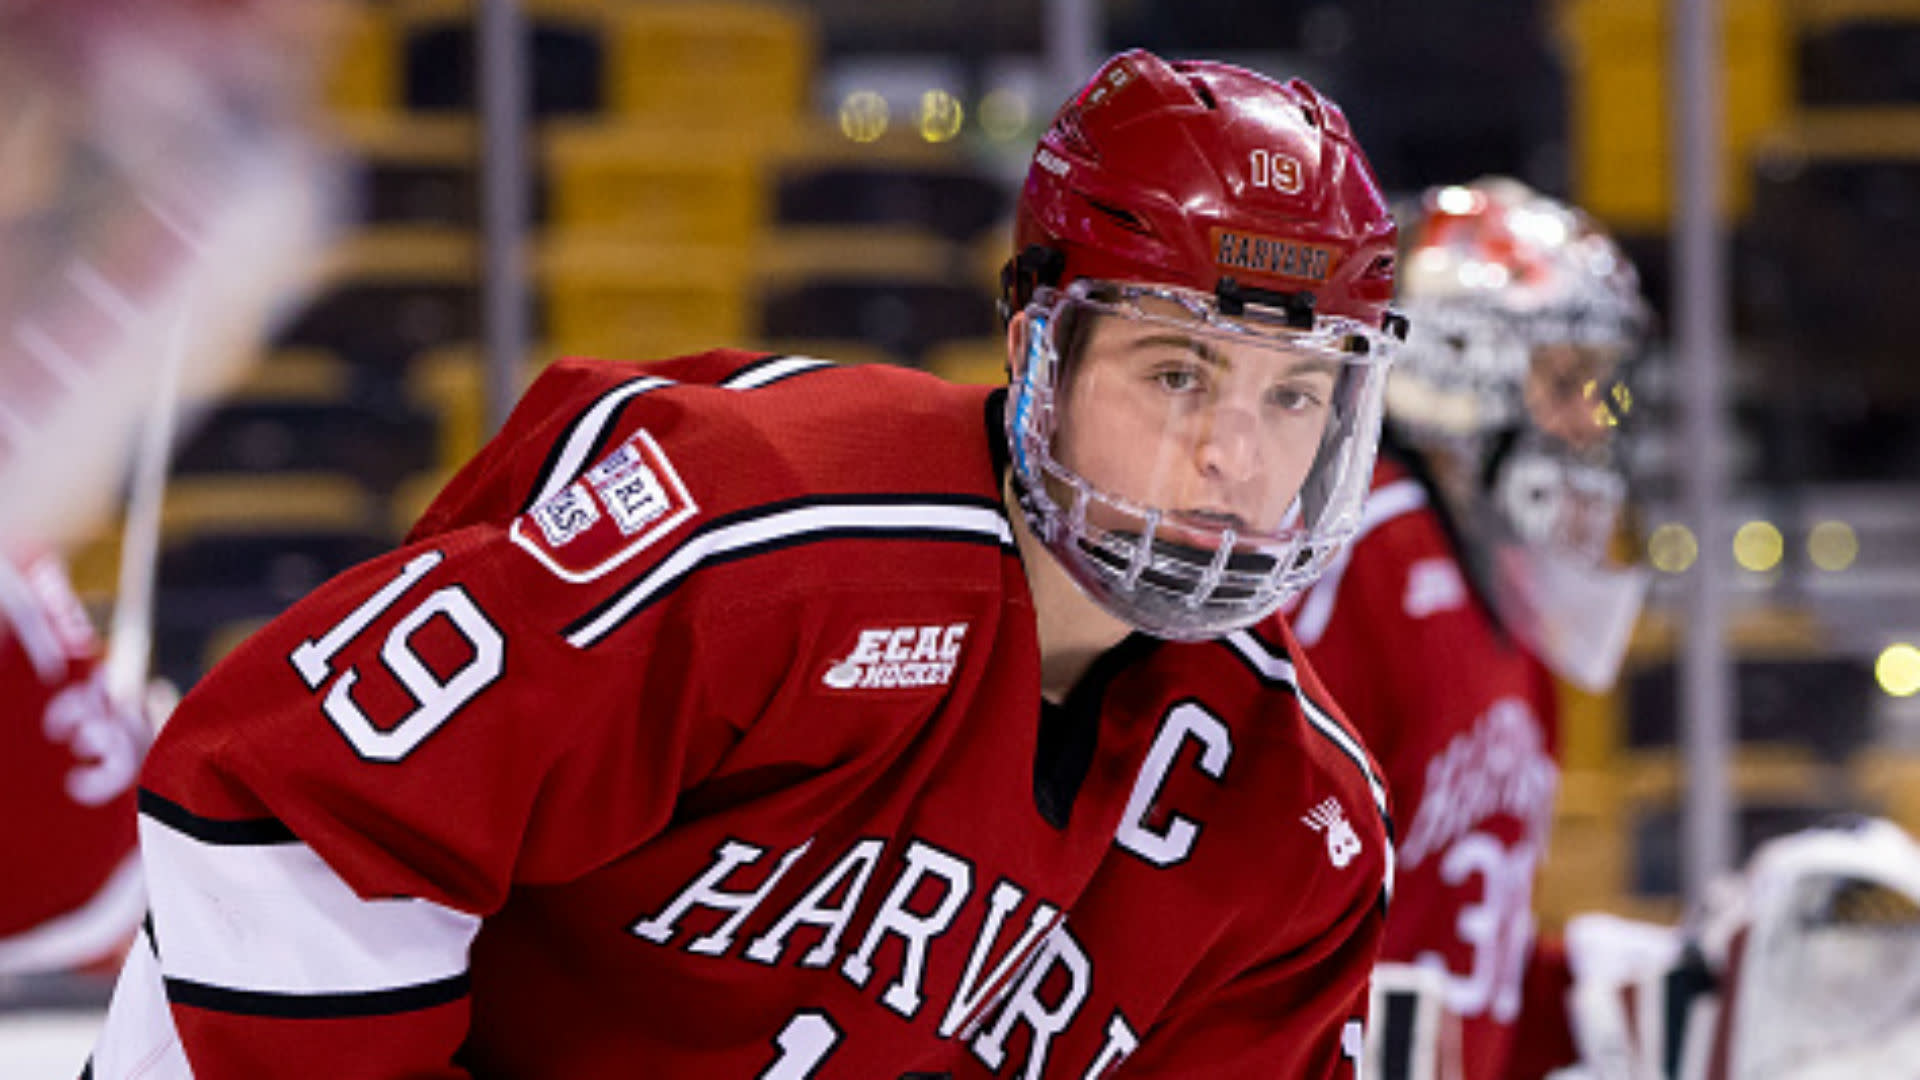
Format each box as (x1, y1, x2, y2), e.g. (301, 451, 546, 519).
(1002, 51, 1404, 640)
(1005, 49, 1401, 330)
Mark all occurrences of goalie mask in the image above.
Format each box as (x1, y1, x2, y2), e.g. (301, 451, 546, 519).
(1391, 178, 1650, 688)
(1002, 51, 1403, 640)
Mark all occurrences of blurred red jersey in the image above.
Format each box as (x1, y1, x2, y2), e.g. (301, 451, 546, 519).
(0, 551, 145, 975)
(1288, 452, 1562, 1078)
(91, 353, 1392, 1079)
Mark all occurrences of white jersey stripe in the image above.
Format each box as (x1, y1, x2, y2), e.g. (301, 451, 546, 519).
(1222, 630, 1396, 902)
(720, 355, 833, 390)
(89, 923, 194, 1080)
(138, 814, 479, 1000)
(526, 376, 673, 511)
(566, 500, 1013, 648)
(1291, 477, 1427, 647)
(524, 357, 831, 514)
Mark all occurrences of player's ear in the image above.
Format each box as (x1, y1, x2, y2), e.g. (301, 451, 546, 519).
(1005, 310, 1030, 382)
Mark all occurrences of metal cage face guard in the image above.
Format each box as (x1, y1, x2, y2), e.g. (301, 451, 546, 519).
(1008, 278, 1395, 640)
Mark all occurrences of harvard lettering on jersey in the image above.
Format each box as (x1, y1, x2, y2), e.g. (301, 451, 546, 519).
(93, 351, 1389, 1079)
(1287, 451, 1561, 1078)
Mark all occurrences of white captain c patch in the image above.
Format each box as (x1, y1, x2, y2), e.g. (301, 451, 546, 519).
(512, 428, 698, 583)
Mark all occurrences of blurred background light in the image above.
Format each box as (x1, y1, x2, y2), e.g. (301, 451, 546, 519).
(918, 88, 964, 142)
(1807, 520, 1858, 572)
(978, 88, 1030, 142)
(1648, 522, 1698, 573)
(838, 89, 889, 143)
(1732, 520, 1784, 572)
(1877, 643, 1920, 698)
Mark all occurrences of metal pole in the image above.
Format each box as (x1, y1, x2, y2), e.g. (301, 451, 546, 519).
(477, 0, 531, 434)
(1671, 0, 1737, 904)
(1045, 0, 1102, 98)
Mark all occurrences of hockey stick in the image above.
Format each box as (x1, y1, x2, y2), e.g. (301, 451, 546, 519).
(100, 291, 189, 728)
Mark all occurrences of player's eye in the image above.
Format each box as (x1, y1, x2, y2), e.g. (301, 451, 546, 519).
(1149, 362, 1208, 395)
(1266, 381, 1327, 413)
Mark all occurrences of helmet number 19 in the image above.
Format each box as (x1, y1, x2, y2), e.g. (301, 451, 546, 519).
(1248, 150, 1303, 195)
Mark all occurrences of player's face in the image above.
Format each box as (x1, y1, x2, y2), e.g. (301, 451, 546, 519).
(1052, 298, 1338, 541)
(1524, 342, 1622, 452)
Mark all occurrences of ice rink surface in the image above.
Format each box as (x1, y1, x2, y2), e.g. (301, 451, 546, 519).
(0, 1009, 104, 1080)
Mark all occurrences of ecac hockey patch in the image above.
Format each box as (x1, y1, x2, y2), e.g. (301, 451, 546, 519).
(822, 622, 969, 690)
(511, 429, 697, 582)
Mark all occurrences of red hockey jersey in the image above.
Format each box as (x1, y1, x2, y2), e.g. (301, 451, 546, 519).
(0, 551, 145, 974)
(1288, 453, 1561, 1078)
(91, 353, 1391, 1079)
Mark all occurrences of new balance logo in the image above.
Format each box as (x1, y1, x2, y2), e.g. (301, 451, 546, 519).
(1403, 557, 1466, 618)
(822, 622, 968, 690)
(1303, 797, 1362, 869)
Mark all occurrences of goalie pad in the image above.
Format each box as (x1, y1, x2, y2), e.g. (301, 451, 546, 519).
(1555, 818, 1920, 1080)
(1367, 962, 1465, 1080)
(1714, 817, 1920, 1079)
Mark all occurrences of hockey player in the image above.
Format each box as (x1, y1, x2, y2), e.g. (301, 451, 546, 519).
(1287, 177, 1652, 1078)
(0, 549, 150, 978)
(88, 51, 1404, 1078)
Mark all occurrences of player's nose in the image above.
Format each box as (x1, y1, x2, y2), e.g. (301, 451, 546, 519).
(1195, 407, 1262, 485)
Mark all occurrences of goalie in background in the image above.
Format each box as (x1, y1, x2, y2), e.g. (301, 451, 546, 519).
(1285, 177, 1653, 1079)
(0, 0, 341, 989)
(0, 550, 155, 981)
(1553, 815, 1920, 1080)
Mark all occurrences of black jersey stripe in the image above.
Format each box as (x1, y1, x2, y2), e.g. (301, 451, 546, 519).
(1220, 629, 1398, 903)
(564, 493, 1013, 648)
(519, 357, 834, 516)
(520, 375, 674, 514)
(138, 789, 297, 846)
(1219, 631, 1390, 822)
(164, 972, 469, 1020)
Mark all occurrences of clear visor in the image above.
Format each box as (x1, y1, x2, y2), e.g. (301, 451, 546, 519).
(1011, 278, 1396, 639)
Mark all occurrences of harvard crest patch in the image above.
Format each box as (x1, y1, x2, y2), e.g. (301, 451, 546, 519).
(510, 429, 697, 582)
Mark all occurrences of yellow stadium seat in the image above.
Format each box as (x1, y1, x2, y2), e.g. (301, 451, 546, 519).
(752, 225, 960, 291)
(749, 339, 903, 369)
(160, 473, 377, 542)
(609, 2, 814, 134)
(200, 616, 275, 675)
(923, 338, 1008, 386)
(1850, 751, 1920, 839)
(1537, 767, 1636, 928)
(318, 1, 403, 116)
(543, 123, 768, 246)
(390, 468, 462, 539)
(536, 236, 751, 359)
(406, 345, 493, 471)
(1558, 0, 1791, 227)
(227, 349, 354, 404)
